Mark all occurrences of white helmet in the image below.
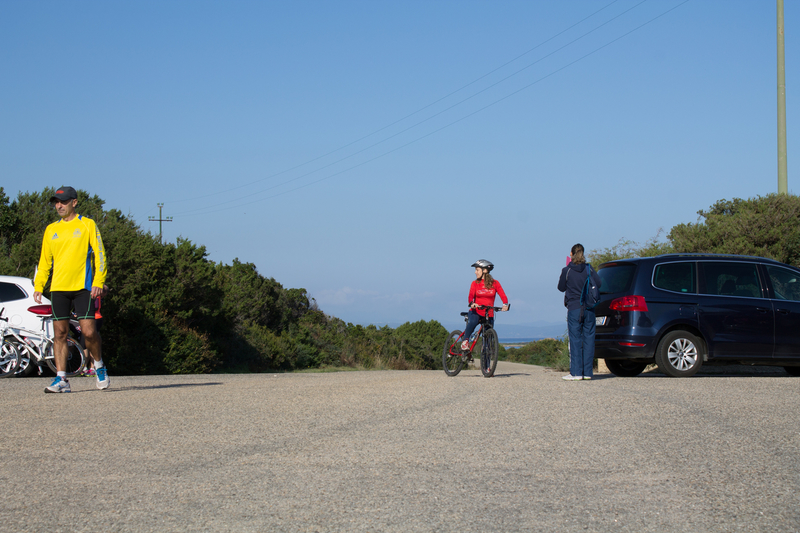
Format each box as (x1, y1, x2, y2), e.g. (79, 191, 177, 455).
(471, 259, 494, 272)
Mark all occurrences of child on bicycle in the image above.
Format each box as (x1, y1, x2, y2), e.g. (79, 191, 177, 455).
(461, 260, 509, 351)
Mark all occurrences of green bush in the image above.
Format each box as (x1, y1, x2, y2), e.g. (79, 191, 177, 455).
(502, 336, 570, 371)
(588, 229, 672, 265)
(669, 194, 800, 266)
(589, 194, 800, 268)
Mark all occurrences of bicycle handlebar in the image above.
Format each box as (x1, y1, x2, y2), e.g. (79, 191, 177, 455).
(471, 304, 511, 311)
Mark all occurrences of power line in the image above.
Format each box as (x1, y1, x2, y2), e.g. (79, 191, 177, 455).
(178, 0, 648, 215)
(177, 0, 691, 217)
(165, 1, 624, 208)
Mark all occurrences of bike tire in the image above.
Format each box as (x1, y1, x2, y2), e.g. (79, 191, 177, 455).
(442, 330, 465, 377)
(11, 339, 38, 377)
(45, 337, 86, 377)
(0, 339, 21, 378)
(481, 328, 499, 378)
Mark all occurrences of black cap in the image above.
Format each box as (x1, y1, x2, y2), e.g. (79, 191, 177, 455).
(50, 186, 77, 203)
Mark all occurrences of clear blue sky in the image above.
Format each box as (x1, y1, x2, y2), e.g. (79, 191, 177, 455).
(2, 1, 797, 332)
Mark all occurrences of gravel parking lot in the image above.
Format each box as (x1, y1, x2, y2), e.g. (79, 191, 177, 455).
(2, 362, 798, 532)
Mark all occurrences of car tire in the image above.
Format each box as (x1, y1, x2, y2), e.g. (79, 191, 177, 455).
(784, 366, 800, 377)
(604, 359, 647, 377)
(655, 330, 703, 377)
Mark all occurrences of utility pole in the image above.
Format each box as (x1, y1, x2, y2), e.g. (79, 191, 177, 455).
(778, 0, 788, 194)
(148, 203, 173, 243)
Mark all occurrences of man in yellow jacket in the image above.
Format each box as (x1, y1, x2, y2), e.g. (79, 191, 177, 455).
(34, 186, 109, 393)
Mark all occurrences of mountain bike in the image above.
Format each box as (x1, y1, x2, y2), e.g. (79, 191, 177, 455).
(4, 305, 86, 377)
(0, 310, 22, 378)
(442, 304, 509, 378)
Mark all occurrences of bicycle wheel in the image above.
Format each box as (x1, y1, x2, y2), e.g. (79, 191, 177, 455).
(11, 339, 38, 377)
(442, 330, 465, 377)
(45, 337, 86, 377)
(481, 328, 499, 378)
(0, 339, 21, 378)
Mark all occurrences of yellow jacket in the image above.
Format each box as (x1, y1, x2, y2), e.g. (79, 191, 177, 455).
(34, 215, 107, 292)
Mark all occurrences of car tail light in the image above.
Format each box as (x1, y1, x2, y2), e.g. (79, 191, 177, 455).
(609, 295, 648, 312)
(619, 342, 646, 347)
(27, 305, 53, 316)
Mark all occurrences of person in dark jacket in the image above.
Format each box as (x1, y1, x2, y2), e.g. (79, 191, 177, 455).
(557, 243, 602, 381)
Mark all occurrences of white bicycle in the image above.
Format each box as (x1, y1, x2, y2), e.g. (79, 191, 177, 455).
(3, 305, 86, 377)
(0, 310, 22, 378)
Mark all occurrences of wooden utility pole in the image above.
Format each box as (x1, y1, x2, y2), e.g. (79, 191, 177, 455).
(778, 0, 788, 194)
(148, 203, 173, 243)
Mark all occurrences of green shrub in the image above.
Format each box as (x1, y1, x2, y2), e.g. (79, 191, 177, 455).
(669, 194, 800, 266)
(502, 336, 570, 371)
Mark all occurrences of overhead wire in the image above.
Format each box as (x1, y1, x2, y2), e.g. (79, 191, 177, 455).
(164, 0, 623, 209)
(173, 0, 650, 216)
(174, 0, 690, 217)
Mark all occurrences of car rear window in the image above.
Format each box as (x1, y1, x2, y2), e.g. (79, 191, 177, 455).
(597, 263, 636, 294)
(700, 262, 762, 298)
(0, 282, 27, 303)
(653, 262, 695, 293)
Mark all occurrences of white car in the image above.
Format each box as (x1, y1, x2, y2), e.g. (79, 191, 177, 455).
(0, 275, 49, 330)
(0, 275, 52, 376)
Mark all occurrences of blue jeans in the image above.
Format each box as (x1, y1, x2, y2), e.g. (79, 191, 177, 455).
(463, 310, 493, 343)
(567, 307, 595, 378)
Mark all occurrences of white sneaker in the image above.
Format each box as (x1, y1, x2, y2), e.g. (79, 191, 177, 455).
(562, 374, 582, 381)
(96, 368, 110, 390)
(583, 376, 592, 380)
(45, 376, 71, 393)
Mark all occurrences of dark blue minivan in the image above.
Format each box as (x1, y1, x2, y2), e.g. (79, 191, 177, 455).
(594, 254, 800, 377)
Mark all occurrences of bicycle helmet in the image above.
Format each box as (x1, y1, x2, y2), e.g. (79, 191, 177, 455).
(471, 259, 494, 272)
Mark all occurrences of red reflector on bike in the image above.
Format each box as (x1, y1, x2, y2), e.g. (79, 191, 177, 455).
(609, 295, 648, 312)
(619, 342, 646, 347)
(27, 305, 53, 316)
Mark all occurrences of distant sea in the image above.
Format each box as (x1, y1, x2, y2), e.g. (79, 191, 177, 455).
(492, 323, 566, 341)
(499, 338, 542, 344)
(374, 321, 566, 344)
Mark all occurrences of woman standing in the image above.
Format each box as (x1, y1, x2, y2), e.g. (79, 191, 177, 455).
(557, 244, 602, 381)
(461, 259, 509, 351)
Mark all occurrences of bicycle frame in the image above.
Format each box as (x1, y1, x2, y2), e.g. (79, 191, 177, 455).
(6, 326, 53, 367)
(454, 305, 501, 353)
(4, 305, 85, 376)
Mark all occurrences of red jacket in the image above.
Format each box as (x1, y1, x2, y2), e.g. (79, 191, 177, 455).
(468, 279, 508, 317)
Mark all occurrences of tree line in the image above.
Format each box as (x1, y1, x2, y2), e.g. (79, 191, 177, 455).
(0, 187, 445, 374)
(5, 189, 798, 373)
(588, 193, 800, 266)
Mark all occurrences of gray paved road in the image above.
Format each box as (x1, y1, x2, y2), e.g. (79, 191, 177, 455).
(2, 362, 798, 532)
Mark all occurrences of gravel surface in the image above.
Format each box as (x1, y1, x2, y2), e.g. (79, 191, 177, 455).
(2, 362, 798, 532)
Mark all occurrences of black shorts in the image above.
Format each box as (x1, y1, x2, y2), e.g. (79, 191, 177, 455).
(51, 290, 96, 321)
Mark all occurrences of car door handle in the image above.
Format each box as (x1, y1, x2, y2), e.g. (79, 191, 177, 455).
(777, 308, 791, 315)
(756, 308, 770, 314)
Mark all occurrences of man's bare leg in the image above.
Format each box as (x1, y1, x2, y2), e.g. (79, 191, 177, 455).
(80, 318, 102, 364)
(52, 320, 70, 372)
(44, 320, 72, 393)
(80, 317, 109, 389)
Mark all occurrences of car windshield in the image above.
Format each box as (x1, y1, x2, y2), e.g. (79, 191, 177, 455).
(597, 263, 637, 294)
